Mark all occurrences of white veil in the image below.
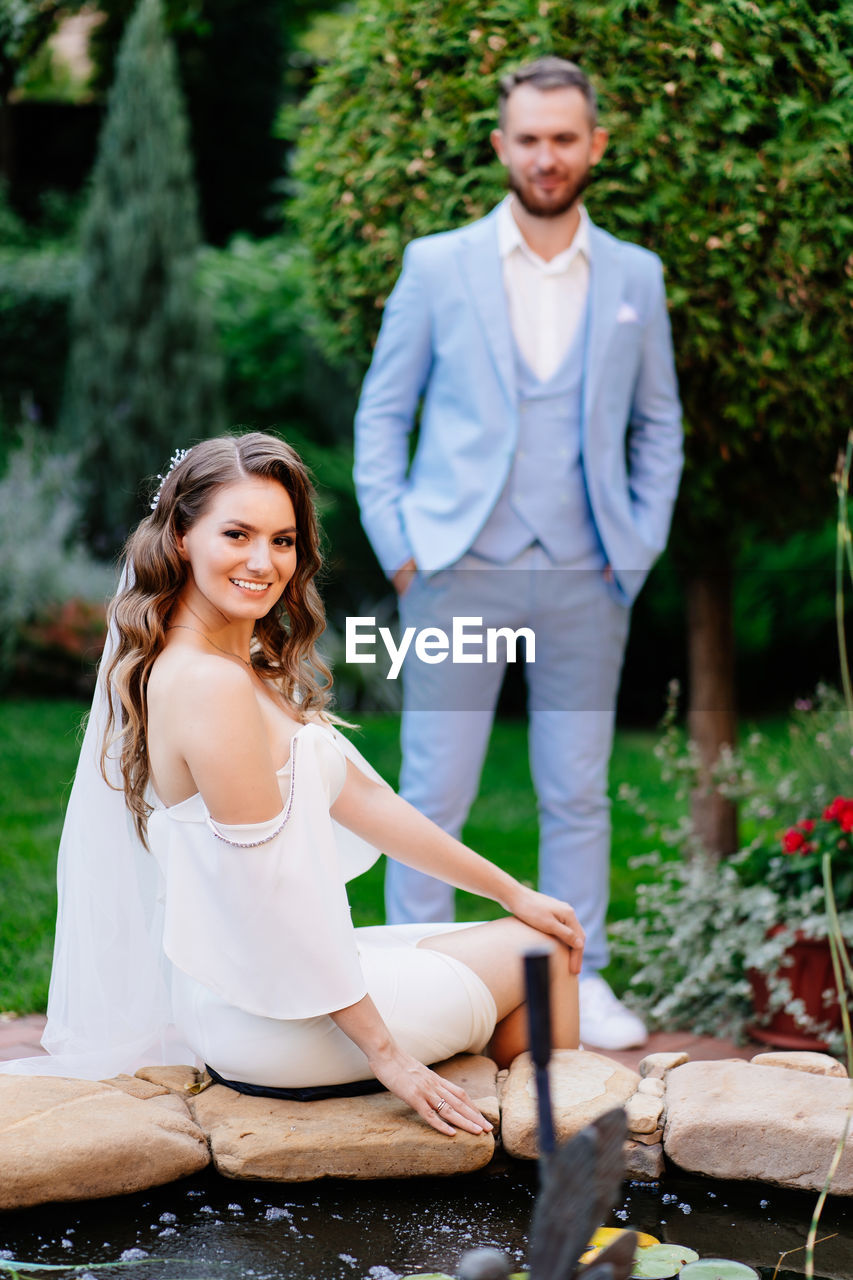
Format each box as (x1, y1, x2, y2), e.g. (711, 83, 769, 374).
(0, 565, 197, 1080)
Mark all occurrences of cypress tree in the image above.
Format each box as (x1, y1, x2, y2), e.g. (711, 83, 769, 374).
(62, 0, 222, 551)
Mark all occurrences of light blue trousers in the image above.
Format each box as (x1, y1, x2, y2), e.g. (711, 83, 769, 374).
(386, 545, 631, 973)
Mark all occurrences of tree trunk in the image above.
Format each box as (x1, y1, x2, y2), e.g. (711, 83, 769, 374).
(685, 561, 739, 856)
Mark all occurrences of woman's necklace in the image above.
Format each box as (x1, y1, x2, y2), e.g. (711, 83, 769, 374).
(166, 624, 253, 668)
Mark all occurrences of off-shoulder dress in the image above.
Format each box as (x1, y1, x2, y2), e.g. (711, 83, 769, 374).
(147, 722, 497, 1089)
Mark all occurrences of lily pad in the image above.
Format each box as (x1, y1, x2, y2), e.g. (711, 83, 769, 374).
(631, 1244, 700, 1278)
(679, 1263, 759, 1280)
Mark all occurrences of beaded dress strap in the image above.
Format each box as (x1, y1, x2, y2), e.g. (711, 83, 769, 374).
(205, 734, 299, 848)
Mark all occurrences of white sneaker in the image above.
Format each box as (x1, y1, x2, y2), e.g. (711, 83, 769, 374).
(578, 973, 648, 1051)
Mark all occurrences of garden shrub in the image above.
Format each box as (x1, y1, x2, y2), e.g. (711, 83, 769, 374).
(0, 246, 75, 430)
(198, 234, 358, 443)
(0, 186, 79, 430)
(0, 431, 114, 687)
(612, 685, 853, 1048)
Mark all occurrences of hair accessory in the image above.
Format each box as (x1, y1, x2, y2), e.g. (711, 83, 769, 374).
(150, 447, 192, 510)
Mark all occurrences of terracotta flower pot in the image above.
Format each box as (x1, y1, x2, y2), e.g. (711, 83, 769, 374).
(748, 927, 842, 1051)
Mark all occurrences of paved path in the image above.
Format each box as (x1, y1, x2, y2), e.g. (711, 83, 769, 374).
(0, 1014, 50, 1063)
(0, 1012, 760, 1073)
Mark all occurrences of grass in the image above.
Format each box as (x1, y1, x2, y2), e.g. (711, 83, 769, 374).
(0, 699, 691, 1014)
(0, 700, 87, 1013)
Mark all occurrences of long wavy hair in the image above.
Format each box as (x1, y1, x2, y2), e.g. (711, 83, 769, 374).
(101, 432, 332, 844)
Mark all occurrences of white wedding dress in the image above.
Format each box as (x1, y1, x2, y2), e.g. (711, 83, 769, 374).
(148, 720, 496, 1088)
(0, 693, 496, 1085)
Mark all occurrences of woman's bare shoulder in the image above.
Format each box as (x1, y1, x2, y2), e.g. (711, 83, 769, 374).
(148, 646, 253, 709)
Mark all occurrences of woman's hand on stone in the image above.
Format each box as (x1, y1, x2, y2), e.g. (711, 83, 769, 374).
(506, 886, 585, 973)
(367, 1045, 493, 1136)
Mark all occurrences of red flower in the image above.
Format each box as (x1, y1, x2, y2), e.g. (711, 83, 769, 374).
(782, 828, 808, 854)
(823, 796, 853, 824)
(798, 819, 816, 833)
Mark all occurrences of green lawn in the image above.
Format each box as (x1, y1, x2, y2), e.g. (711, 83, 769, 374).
(0, 701, 87, 1013)
(0, 700, 689, 1014)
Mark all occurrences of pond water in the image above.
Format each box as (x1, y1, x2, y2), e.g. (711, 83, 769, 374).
(1, 1161, 852, 1280)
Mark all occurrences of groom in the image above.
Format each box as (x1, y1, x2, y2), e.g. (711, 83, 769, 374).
(353, 57, 683, 1049)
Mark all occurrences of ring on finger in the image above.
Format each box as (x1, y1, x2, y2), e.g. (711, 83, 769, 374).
(434, 1099, 448, 1115)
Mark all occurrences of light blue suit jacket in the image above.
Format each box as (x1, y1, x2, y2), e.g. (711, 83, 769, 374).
(354, 206, 683, 604)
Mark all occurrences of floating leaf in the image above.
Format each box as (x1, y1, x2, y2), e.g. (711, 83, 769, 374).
(679, 1262, 759, 1280)
(631, 1243, 699, 1278)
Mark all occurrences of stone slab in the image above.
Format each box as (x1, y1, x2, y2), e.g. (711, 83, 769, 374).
(749, 1051, 847, 1078)
(0, 1075, 210, 1210)
(501, 1050, 640, 1159)
(664, 1059, 853, 1194)
(190, 1054, 497, 1182)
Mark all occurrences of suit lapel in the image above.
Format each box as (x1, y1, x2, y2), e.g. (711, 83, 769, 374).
(583, 225, 622, 426)
(457, 211, 517, 408)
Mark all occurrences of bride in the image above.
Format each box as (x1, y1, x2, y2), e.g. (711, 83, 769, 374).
(2, 432, 582, 1135)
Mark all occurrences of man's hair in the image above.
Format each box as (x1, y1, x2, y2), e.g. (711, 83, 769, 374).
(498, 57, 598, 129)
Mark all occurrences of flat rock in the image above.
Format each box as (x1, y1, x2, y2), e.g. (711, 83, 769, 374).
(749, 1051, 847, 1078)
(190, 1054, 497, 1181)
(637, 1077, 665, 1098)
(501, 1050, 640, 1159)
(664, 1060, 853, 1194)
(639, 1051, 688, 1079)
(0, 1075, 210, 1210)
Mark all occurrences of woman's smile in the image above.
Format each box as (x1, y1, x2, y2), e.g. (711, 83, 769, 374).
(230, 577, 273, 594)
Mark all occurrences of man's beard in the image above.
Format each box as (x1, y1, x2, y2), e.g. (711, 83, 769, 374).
(508, 167, 592, 219)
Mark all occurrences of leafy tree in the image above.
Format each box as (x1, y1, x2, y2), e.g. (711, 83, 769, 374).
(292, 0, 853, 852)
(62, 0, 222, 551)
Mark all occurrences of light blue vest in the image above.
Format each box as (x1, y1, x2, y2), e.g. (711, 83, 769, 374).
(471, 317, 604, 567)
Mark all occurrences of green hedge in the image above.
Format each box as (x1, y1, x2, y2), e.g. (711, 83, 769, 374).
(198, 234, 358, 443)
(0, 248, 76, 430)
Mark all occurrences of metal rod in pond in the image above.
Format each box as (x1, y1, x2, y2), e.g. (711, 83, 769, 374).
(523, 948, 555, 1159)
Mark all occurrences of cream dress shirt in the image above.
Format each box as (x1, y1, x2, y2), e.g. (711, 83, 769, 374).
(496, 195, 591, 382)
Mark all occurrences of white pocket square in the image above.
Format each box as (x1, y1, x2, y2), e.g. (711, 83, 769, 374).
(616, 302, 639, 323)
